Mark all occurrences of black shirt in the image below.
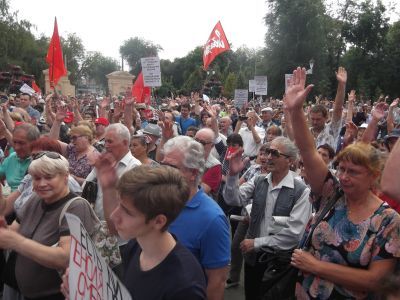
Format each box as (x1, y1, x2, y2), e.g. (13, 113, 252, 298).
(122, 240, 206, 300)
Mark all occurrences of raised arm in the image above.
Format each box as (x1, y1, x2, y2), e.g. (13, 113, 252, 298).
(346, 90, 356, 123)
(361, 102, 385, 143)
(285, 67, 328, 195)
(381, 139, 400, 202)
(387, 98, 398, 134)
(332, 67, 347, 123)
(49, 106, 68, 156)
(123, 97, 135, 134)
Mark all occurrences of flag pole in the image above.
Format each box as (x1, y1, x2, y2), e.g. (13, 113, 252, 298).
(51, 17, 56, 90)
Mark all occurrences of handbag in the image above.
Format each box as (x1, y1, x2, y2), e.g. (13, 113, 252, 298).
(59, 197, 121, 268)
(81, 179, 98, 205)
(259, 187, 344, 300)
(3, 250, 19, 290)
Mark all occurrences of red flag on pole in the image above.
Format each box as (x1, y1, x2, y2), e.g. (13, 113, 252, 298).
(46, 17, 67, 87)
(32, 80, 41, 94)
(132, 72, 151, 104)
(203, 21, 230, 70)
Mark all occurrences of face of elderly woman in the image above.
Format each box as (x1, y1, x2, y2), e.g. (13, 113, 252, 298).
(32, 172, 69, 203)
(70, 134, 89, 152)
(337, 161, 376, 197)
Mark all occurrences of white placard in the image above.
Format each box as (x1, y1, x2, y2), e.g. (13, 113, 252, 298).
(20, 83, 36, 95)
(66, 213, 132, 300)
(285, 74, 293, 91)
(254, 76, 268, 95)
(249, 80, 256, 93)
(141, 57, 162, 87)
(234, 89, 248, 108)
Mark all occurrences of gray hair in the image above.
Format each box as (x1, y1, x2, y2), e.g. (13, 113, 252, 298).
(29, 153, 69, 176)
(163, 136, 205, 184)
(106, 123, 131, 144)
(272, 136, 298, 160)
(13, 123, 40, 142)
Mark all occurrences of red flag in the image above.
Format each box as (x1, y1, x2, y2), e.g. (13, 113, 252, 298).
(32, 81, 41, 94)
(46, 17, 67, 87)
(203, 21, 230, 70)
(132, 72, 151, 104)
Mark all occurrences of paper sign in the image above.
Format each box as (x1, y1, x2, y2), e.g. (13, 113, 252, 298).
(285, 74, 293, 91)
(234, 89, 248, 108)
(141, 57, 162, 87)
(19, 83, 36, 95)
(249, 80, 255, 93)
(254, 76, 268, 95)
(66, 213, 131, 300)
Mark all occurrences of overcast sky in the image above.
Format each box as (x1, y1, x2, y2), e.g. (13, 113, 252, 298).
(10, 0, 267, 63)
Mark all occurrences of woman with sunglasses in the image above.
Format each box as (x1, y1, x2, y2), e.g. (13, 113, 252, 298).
(0, 136, 82, 218)
(0, 151, 97, 300)
(286, 68, 400, 299)
(49, 108, 99, 185)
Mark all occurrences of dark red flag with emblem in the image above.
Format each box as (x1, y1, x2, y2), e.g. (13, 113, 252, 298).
(46, 17, 67, 87)
(132, 72, 151, 104)
(203, 21, 230, 70)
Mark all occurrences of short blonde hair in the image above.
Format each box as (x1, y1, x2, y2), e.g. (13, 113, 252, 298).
(29, 152, 69, 176)
(69, 125, 93, 142)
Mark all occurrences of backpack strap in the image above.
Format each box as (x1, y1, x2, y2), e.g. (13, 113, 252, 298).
(58, 196, 100, 227)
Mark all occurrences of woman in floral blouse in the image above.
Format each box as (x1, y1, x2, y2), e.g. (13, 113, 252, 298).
(286, 67, 400, 299)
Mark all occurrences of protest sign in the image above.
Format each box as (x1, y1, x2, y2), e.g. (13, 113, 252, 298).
(234, 89, 248, 108)
(254, 76, 268, 95)
(249, 80, 255, 93)
(66, 213, 131, 300)
(20, 83, 36, 95)
(141, 57, 162, 87)
(285, 74, 293, 91)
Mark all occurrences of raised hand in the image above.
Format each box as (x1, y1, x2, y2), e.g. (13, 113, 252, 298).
(284, 67, 314, 112)
(343, 121, 358, 145)
(390, 98, 399, 109)
(55, 105, 68, 122)
(372, 102, 386, 120)
(125, 96, 136, 106)
(227, 148, 248, 176)
(100, 97, 110, 109)
(348, 90, 356, 103)
(94, 153, 118, 189)
(160, 120, 174, 140)
(336, 66, 347, 84)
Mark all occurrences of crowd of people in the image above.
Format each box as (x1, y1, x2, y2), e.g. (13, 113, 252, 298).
(0, 65, 399, 300)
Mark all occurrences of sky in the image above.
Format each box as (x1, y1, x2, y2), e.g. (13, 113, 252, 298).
(10, 0, 268, 64)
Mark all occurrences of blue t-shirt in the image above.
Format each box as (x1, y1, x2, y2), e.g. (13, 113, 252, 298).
(0, 152, 31, 191)
(175, 116, 199, 135)
(169, 188, 231, 269)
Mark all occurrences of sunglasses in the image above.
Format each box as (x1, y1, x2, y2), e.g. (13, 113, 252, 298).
(194, 138, 213, 146)
(32, 151, 62, 160)
(70, 135, 84, 141)
(265, 148, 291, 159)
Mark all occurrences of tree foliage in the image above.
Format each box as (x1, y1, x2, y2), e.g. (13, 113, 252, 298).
(119, 37, 163, 75)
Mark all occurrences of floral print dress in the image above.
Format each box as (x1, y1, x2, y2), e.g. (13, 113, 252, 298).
(297, 178, 400, 299)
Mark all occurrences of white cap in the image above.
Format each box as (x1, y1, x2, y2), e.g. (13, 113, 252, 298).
(261, 107, 273, 112)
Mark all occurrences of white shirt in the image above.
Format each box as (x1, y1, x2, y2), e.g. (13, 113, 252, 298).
(85, 151, 141, 220)
(239, 125, 265, 157)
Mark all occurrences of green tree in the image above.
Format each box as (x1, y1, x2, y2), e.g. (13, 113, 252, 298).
(264, 0, 330, 97)
(61, 33, 85, 85)
(223, 72, 237, 98)
(81, 52, 119, 92)
(120, 37, 162, 75)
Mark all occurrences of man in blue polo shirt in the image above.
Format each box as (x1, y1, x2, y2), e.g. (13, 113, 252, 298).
(175, 103, 199, 135)
(0, 123, 40, 191)
(162, 136, 230, 300)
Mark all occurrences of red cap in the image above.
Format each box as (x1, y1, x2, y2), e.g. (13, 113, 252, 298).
(14, 121, 24, 126)
(95, 117, 110, 126)
(64, 112, 74, 124)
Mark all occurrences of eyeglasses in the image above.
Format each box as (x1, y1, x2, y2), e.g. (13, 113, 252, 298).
(32, 151, 62, 160)
(265, 148, 291, 159)
(336, 166, 366, 178)
(70, 135, 84, 141)
(194, 138, 213, 146)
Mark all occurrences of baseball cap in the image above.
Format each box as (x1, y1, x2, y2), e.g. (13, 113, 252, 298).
(95, 117, 110, 126)
(64, 112, 74, 123)
(142, 123, 161, 138)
